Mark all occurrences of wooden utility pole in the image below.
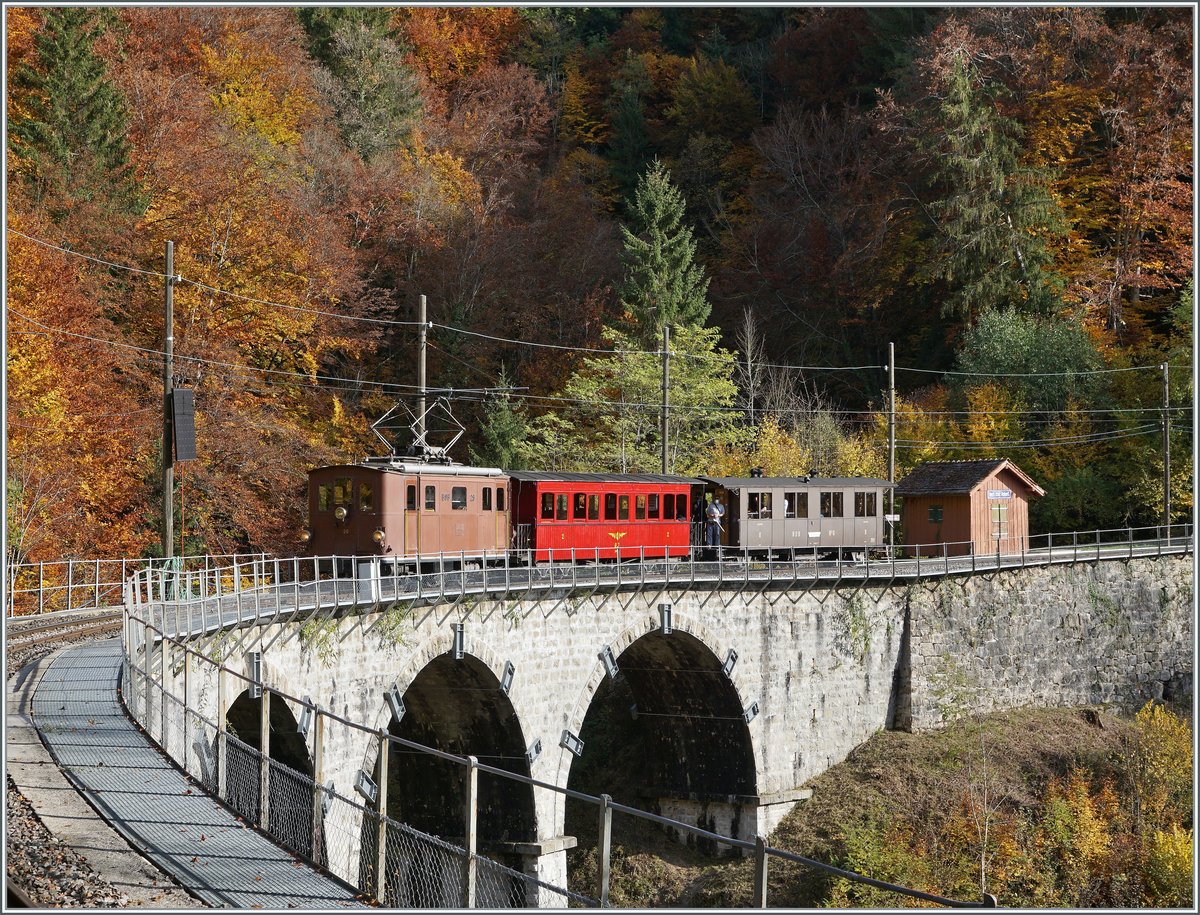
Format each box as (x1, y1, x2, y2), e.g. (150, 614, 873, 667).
(887, 342, 896, 549)
(1162, 362, 1170, 529)
(417, 294, 428, 450)
(661, 325, 670, 474)
(162, 241, 175, 559)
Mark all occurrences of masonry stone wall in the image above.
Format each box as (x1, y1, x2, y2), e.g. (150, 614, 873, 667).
(170, 551, 1192, 884)
(902, 555, 1193, 730)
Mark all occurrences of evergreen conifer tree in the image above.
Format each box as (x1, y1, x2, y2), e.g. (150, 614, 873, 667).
(619, 160, 711, 337)
(923, 52, 1065, 319)
(8, 8, 145, 219)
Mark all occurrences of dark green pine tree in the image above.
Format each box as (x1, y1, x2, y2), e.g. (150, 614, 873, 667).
(923, 52, 1065, 320)
(607, 85, 651, 201)
(469, 368, 532, 471)
(8, 8, 145, 220)
(619, 160, 711, 338)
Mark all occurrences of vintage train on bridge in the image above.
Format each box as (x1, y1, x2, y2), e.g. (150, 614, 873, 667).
(305, 456, 893, 568)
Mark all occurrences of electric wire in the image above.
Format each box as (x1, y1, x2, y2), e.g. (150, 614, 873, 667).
(180, 278, 424, 328)
(14, 228, 1187, 379)
(14, 310, 1190, 449)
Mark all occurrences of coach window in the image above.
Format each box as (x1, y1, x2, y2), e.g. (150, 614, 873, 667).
(424, 485, 437, 510)
(574, 493, 587, 520)
(359, 482, 374, 512)
(795, 492, 809, 518)
(496, 487, 505, 512)
(452, 486, 468, 510)
(482, 487, 493, 510)
(647, 494, 660, 520)
(928, 504, 943, 524)
(854, 492, 876, 517)
(663, 493, 675, 520)
(604, 493, 617, 520)
(748, 492, 772, 519)
(618, 495, 630, 520)
(556, 493, 569, 520)
(319, 484, 331, 512)
(588, 494, 600, 520)
(541, 492, 555, 520)
(820, 492, 843, 518)
(635, 494, 646, 520)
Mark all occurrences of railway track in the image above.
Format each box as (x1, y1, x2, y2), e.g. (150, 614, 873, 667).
(6, 610, 123, 650)
(6, 879, 35, 908)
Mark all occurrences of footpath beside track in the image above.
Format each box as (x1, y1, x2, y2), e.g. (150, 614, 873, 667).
(17, 640, 364, 909)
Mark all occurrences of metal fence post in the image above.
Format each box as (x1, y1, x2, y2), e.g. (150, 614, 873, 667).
(260, 688, 271, 830)
(597, 793, 612, 907)
(38, 563, 44, 615)
(217, 669, 227, 799)
(312, 708, 324, 861)
(464, 756, 478, 908)
(752, 835, 768, 907)
(375, 733, 390, 903)
(183, 646, 191, 775)
(142, 620, 153, 729)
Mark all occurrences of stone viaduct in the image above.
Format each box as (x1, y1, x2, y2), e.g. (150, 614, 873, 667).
(150, 552, 1192, 900)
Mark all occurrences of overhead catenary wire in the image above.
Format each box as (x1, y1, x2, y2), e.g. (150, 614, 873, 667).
(14, 309, 1192, 441)
(15, 228, 1188, 381)
(16, 308, 1196, 460)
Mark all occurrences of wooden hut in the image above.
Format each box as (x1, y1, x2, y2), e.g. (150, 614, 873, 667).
(896, 459, 1045, 557)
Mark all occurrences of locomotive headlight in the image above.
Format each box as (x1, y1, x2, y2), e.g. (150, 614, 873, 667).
(372, 528, 385, 544)
(300, 529, 311, 543)
(334, 506, 348, 521)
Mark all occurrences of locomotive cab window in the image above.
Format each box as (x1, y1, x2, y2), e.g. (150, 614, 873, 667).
(573, 493, 587, 520)
(319, 484, 330, 511)
(820, 492, 843, 518)
(588, 494, 600, 520)
(425, 485, 436, 510)
(334, 477, 352, 506)
(496, 487, 505, 511)
(359, 482, 374, 512)
(407, 485, 417, 511)
(451, 486, 468, 510)
(482, 487, 492, 510)
(604, 493, 617, 520)
(635, 494, 646, 520)
(556, 494, 569, 520)
(541, 492, 555, 520)
(854, 492, 876, 517)
(648, 494, 660, 519)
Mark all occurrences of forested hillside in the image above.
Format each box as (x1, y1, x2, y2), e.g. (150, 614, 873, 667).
(6, 7, 1193, 561)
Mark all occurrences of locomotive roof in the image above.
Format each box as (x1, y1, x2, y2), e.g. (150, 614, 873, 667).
(507, 471, 700, 484)
(309, 459, 506, 477)
(700, 476, 894, 489)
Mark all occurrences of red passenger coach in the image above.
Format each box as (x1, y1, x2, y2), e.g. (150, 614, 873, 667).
(509, 472, 702, 562)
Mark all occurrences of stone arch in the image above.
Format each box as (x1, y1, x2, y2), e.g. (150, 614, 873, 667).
(556, 608, 762, 845)
(222, 676, 318, 860)
(354, 629, 538, 906)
